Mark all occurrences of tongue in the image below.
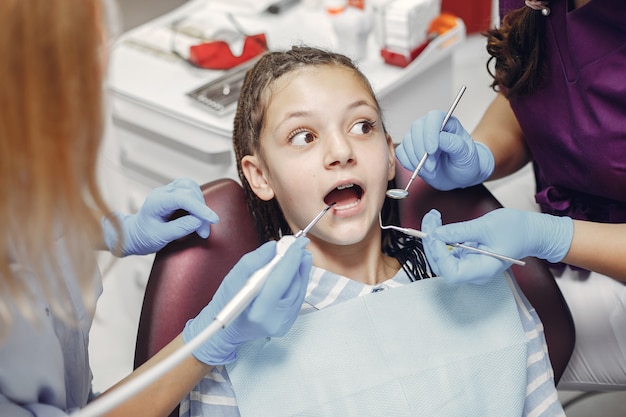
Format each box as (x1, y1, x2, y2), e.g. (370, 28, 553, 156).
(324, 187, 359, 207)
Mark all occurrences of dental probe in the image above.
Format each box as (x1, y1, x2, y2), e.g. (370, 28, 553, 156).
(216, 202, 335, 326)
(379, 215, 526, 266)
(72, 204, 334, 417)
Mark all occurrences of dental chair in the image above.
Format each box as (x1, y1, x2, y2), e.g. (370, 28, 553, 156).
(134, 167, 575, 417)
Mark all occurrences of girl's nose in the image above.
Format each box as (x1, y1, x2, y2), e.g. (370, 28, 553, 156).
(324, 132, 355, 168)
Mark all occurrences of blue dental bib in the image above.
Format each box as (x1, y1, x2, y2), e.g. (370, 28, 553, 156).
(227, 275, 529, 416)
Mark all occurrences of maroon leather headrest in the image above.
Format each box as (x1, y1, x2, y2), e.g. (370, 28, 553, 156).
(134, 178, 258, 367)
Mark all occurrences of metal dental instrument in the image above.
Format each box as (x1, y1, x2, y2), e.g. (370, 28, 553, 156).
(379, 214, 526, 266)
(295, 203, 335, 238)
(216, 202, 335, 326)
(72, 204, 335, 417)
(386, 85, 467, 200)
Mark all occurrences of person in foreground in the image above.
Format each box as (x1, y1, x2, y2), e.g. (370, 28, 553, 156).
(0, 1, 310, 415)
(182, 46, 565, 417)
(396, 0, 626, 391)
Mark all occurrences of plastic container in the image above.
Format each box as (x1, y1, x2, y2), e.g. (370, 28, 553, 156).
(327, 2, 372, 61)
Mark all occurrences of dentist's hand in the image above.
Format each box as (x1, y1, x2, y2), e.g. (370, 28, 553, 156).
(395, 111, 495, 191)
(102, 177, 219, 257)
(421, 208, 574, 284)
(183, 238, 312, 365)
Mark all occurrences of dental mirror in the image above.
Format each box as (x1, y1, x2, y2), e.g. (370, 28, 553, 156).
(386, 85, 467, 200)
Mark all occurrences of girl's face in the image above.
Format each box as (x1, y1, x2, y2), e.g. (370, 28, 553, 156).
(242, 65, 396, 248)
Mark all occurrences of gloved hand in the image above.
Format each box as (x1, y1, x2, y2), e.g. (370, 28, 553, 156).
(102, 177, 219, 257)
(421, 208, 574, 284)
(183, 237, 312, 365)
(395, 111, 495, 191)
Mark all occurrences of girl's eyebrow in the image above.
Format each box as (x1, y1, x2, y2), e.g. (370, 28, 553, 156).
(282, 100, 376, 123)
(348, 99, 377, 111)
(282, 110, 311, 122)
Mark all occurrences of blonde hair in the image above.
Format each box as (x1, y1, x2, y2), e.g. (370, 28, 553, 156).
(0, 0, 115, 337)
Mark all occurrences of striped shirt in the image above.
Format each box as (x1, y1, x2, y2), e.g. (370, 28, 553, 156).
(180, 266, 564, 417)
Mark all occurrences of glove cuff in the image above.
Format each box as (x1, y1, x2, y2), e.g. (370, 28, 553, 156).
(183, 318, 239, 366)
(101, 212, 130, 257)
(546, 215, 574, 263)
(474, 142, 495, 184)
(532, 214, 574, 263)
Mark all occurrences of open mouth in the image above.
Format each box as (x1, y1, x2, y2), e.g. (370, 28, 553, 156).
(324, 183, 363, 210)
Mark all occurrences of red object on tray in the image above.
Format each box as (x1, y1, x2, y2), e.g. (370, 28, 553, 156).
(381, 38, 431, 68)
(189, 33, 267, 70)
(380, 13, 458, 68)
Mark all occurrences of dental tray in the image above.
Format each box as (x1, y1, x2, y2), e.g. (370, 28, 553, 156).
(187, 58, 258, 115)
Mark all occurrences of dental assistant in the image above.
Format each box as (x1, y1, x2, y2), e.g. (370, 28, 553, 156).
(0, 1, 311, 415)
(396, 0, 626, 391)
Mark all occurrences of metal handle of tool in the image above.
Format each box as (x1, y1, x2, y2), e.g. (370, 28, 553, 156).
(397, 226, 526, 266)
(214, 203, 335, 325)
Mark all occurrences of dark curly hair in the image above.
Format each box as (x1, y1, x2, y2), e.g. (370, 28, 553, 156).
(485, 6, 548, 97)
(232, 46, 431, 281)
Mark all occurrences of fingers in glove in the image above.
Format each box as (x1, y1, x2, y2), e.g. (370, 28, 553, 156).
(154, 214, 208, 242)
(146, 178, 219, 223)
(396, 118, 427, 169)
(421, 111, 447, 154)
(422, 210, 506, 284)
(422, 209, 474, 281)
(255, 250, 312, 336)
(431, 217, 486, 249)
(171, 177, 205, 201)
(248, 237, 310, 324)
(156, 192, 219, 224)
(421, 210, 447, 277)
(226, 241, 278, 289)
(170, 178, 220, 224)
(437, 131, 474, 163)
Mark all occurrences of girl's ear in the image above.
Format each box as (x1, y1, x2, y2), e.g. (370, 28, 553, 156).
(241, 155, 275, 201)
(386, 133, 397, 181)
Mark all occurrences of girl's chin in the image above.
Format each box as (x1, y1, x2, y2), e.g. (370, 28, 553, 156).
(314, 226, 376, 248)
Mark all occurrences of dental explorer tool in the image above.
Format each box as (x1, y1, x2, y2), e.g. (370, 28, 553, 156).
(216, 202, 335, 325)
(386, 85, 467, 200)
(379, 214, 526, 266)
(72, 204, 334, 417)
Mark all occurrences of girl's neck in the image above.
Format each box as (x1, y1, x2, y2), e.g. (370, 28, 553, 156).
(309, 237, 401, 286)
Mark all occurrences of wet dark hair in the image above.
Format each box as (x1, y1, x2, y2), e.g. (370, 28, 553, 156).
(485, 6, 547, 97)
(232, 45, 431, 281)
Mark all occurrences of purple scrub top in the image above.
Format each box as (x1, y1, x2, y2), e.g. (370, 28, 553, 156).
(499, 0, 626, 223)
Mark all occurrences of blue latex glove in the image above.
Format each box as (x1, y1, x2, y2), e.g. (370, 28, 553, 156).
(395, 111, 495, 191)
(421, 208, 574, 285)
(102, 177, 219, 257)
(183, 238, 312, 365)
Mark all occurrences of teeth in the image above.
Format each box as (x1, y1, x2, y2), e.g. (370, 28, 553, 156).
(336, 183, 354, 190)
(334, 199, 360, 210)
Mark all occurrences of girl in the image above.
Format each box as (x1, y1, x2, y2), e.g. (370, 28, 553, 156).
(182, 46, 564, 416)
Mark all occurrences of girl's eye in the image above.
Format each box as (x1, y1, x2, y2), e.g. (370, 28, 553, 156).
(350, 120, 375, 135)
(289, 130, 316, 146)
